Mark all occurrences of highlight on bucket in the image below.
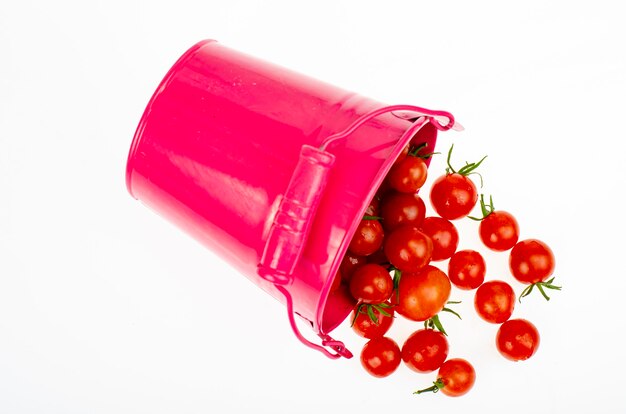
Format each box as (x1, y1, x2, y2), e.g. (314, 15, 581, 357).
(125, 39, 460, 359)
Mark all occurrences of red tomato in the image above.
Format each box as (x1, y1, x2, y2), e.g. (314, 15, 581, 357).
(348, 219, 384, 256)
(480, 210, 519, 251)
(380, 192, 426, 231)
(509, 239, 555, 284)
(339, 252, 367, 283)
(437, 358, 476, 397)
(387, 156, 428, 193)
(402, 329, 449, 373)
(430, 173, 478, 220)
(448, 250, 486, 290)
(384, 226, 433, 273)
(397, 265, 451, 321)
(414, 358, 476, 397)
(474, 280, 515, 324)
(419, 216, 459, 261)
(351, 302, 394, 339)
(360, 336, 401, 378)
(496, 319, 540, 361)
(349, 264, 393, 304)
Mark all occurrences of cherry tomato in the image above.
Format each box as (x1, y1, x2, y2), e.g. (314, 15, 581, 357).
(397, 265, 451, 321)
(509, 239, 555, 284)
(339, 251, 367, 283)
(402, 329, 449, 373)
(387, 156, 428, 193)
(419, 216, 459, 261)
(447, 250, 486, 290)
(349, 264, 393, 304)
(474, 280, 515, 324)
(430, 173, 478, 220)
(360, 336, 401, 378)
(380, 192, 426, 231)
(480, 210, 519, 251)
(348, 219, 384, 256)
(351, 302, 394, 339)
(436, 358, 476, 397)
(384, 226, 433, 273)
(496, 319, 540, 361)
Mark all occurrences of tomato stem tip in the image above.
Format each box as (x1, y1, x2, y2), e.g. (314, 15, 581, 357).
(414, 378, 445, 395)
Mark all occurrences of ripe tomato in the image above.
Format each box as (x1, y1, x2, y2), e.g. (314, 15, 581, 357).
(339, 251, 367, 283)
(509, 239, 555, 284)
(397, 265, 451, 321)
(437, 358, 476, 397)
(402, 329, 449, 373)
(430, 173, 478, 220)
(429, 144, 485, 221)
(380, 192, 426, 231)
(480, 210, 519, 251)
(415, 358, 476, 397)
(349, 264, 393, 304)
(351, 302, 394, 339)
(474, 280, 515, 324)
(387, 156, 428, 193)
(360, 336, 401, 378)
(496, 319, 540, 361)
(384, 226, 433, 273)
(348, 219, 384, 256)
(419, 216, 459, 261)
(447, 250, 486, 290)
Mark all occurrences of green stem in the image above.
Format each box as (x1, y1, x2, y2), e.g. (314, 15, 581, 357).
(519, 277, 562, 302)
(414, 378, 445, 395)
(363, 215, 383, 220)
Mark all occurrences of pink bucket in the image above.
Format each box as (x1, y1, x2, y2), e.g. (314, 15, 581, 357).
(126, 40, 458, 359)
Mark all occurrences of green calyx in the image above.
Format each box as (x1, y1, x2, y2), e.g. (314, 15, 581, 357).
(362, 215, 383, 221)
(414, 378, 446, 395)
(445, 144, 487, 182)
(350, 302, 394, 327)
(409, 142, 439, 159)
(424, 301, 462, 336)
(519, 277, 562, 302)
(468, 194, 495, 221)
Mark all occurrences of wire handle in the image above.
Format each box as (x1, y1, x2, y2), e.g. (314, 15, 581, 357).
(320, 104, 456, 151)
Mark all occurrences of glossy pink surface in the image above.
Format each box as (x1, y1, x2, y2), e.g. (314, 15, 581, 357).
(126, 40, 454, 357)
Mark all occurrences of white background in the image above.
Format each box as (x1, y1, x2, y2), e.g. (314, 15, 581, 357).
(2, 1, 625, 412)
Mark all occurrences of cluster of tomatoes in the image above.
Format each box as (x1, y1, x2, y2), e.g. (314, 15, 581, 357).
(333, 123, 560, 397)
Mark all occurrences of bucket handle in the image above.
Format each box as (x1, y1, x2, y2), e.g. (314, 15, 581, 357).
(320, 104, 457, 151)
(258, 104, 456, 359)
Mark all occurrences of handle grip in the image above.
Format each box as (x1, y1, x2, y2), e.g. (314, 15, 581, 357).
(258, 145, 335, 284)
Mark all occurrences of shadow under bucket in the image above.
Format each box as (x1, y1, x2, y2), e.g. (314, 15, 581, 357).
(126, 39, 458, 359)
